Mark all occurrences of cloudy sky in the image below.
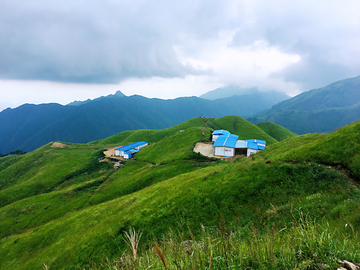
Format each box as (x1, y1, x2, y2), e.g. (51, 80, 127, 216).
(1, 0, 360, 111)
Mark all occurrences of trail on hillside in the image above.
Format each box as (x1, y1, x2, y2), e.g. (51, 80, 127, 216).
(233, 117, 238, 133)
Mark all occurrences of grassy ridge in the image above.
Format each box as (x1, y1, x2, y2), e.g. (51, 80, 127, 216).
(136, 127, 212, 164)
(0, 116, 359, 269)
(89, 117, 209, 146)
(256, 122, 298, 141)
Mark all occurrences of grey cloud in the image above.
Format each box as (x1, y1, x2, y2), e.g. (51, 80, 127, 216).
(0, 0, 210, 83)
(0, 0, 359, 89)
(230, 1, 360, 90)
(273, 55, 351, 90)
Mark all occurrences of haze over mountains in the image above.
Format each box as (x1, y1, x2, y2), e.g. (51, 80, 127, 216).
(0, 89, 286, 154)
(199, 85, 290, 101)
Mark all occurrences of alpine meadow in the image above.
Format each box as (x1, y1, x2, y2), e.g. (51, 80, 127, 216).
(1, 115, 360, 269)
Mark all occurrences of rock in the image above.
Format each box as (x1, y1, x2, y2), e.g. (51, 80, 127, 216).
(338, 260, 360, 270)
(114, 161, 123, 169)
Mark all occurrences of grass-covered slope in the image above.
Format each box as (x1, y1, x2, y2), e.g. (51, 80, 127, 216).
(0, 144, 111, 208)
(135, 127, 212, 164)
(256, 122, 298, 141)
(0, 117, 359, 269)
(89, 117, 209, 146)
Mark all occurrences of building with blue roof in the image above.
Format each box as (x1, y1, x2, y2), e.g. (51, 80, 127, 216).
(212, 130, 266, 157)
(245, 139, 266, 156)
(115, 141, 148, 159)
(213, 133, 238, 157)
(212, 130, 231, 142)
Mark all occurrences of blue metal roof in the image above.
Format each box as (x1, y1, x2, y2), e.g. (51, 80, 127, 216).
(235, 140, 247, 148)
(245, 139, 266, 150)
(115, 141, 147, 152)
(123, 151, 133, 158)
(213, 134, 239, 148)
(212, 130, 230, 136)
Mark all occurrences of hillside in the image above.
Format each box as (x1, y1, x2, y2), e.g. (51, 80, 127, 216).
(1, 116, 360, 269)
(256, 122, 298, 141)
(248, 75, 360, 134)
(0, 91, 286, 155)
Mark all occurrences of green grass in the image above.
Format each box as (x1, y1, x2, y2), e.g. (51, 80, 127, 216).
(87, 160, 213, 206)
(89, 117, 209, 146)
(0, 154, 22, 173)
(90, 211, 360, 270)
(1, 117, 360, 269)
(0, 145, 111, 208)
(262, 121, 360, 176)
(256, 122, 298, 141)
(136, 127, 212, 164)
(1, 158, 358, 269)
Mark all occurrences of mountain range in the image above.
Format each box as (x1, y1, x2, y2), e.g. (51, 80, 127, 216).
(248, 75, 360, 134)
(0, 90, 287, 154)
(1, 74, 360, 154)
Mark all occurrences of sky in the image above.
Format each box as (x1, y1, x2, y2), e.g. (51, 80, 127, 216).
(1, 0, 360, 111)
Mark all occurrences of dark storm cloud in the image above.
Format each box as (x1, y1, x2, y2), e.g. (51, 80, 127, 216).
(0, 0, 214, 83)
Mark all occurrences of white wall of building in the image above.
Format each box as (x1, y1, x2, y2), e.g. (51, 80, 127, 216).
(214, 147, 234, 157)
(247, 148, 258, 157)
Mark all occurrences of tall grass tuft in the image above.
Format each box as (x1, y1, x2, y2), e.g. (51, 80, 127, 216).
(123, 227, 143, 260)
(89, 212, 360, 269)
(153, 242, 167, 269)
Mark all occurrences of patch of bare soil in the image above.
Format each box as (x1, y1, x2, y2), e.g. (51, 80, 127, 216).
(51, 142, 69, 148)
(103, 146, 123, 159)
(193, 142, 219, 158)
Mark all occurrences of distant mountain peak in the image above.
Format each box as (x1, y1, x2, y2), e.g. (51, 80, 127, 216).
(67, 90, 126, 106)
(114, 90, 126, 97)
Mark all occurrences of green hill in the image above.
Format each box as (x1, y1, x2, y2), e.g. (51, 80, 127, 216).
(256, 122, 298, 141)
(0, 116, 359, 269)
